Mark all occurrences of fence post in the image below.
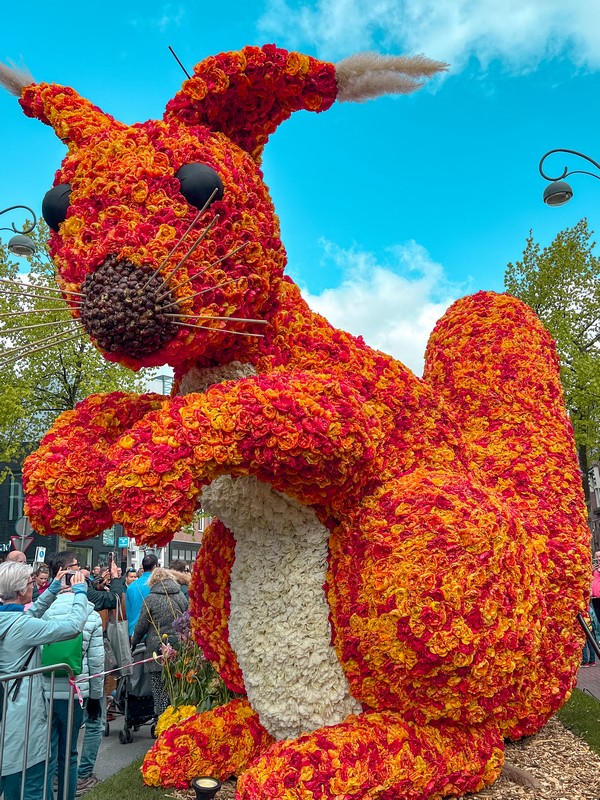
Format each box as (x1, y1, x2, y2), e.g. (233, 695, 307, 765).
(0, 662, 75, 800)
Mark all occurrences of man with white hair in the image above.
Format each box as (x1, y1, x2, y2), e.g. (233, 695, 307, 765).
(5, 551, 26, 564)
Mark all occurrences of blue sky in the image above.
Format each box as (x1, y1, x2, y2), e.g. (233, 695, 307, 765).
(1, 0, 600, 374)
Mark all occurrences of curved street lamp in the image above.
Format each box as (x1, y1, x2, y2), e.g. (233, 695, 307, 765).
(0, 205, 37, 256)
(539, 149, 600, 207)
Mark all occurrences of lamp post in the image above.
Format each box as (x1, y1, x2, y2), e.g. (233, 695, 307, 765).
(0, 205, 37, 256)
(539, 149, 600, 207)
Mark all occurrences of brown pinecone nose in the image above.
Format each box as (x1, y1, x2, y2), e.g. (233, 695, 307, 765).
(80, 256, 179, 357)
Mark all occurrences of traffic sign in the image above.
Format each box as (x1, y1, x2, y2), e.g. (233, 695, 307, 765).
(15, 517, 33, 537)
(10, 535, 34, 552)
(118, 536, 129, 548)
(34, 546, 46, 563)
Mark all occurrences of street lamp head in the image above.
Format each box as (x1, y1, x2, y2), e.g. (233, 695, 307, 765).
(8, 234, 36, 257)
(539, 149, 600, 206)
(543, 180, 573, 207)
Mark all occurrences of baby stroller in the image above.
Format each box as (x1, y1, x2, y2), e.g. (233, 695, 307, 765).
(112, 644, 156, 743)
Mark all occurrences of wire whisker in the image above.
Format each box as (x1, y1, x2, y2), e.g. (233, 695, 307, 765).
(0, 308, 76, 319)
(154, 213, 219, 294)
(0, 329, 85, 367)
(143, 188, 220, 291)
(171, 320, 264, 338)
(0, 278, 83, 297)
(0, 333, 86, 369)
(164, 313, 267, 325)
(164, 277, 240, 308)
(0, 288, 82, 306)
(142, 207, 205, 291)
(157, 264, 212, 300)
(0, 325, 80, 355)
(0, 318, 80, 337)
(157, 241, 250, 300)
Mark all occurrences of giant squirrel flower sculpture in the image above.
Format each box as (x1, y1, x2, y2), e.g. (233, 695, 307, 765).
(0, 45, 589, 800)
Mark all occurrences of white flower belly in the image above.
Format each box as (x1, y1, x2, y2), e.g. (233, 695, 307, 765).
(201, 475, 362, 740)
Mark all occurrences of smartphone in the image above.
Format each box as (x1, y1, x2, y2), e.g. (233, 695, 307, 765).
(65, 572, 74, 586)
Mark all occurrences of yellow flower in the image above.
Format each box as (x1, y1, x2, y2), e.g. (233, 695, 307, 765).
(142, 764, 161, 786)
(62, 216, 84, 237)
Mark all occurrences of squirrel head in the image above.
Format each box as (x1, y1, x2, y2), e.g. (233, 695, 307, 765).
(2, 45, 445, 371)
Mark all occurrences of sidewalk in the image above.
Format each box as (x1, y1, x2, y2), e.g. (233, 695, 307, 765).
(80, 718, 152, 783)
(576, 661, 600, 701)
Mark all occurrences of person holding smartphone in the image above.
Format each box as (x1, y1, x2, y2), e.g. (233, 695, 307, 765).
(0, 561, 90, 800)
(42, 552, 104, 800)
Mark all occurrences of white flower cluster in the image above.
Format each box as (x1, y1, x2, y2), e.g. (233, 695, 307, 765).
(203, 475, 362, 740)
(182, 361, 361, 739)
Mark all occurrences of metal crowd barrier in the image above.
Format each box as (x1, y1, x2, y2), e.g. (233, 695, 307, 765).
(0, 662, 75, 800)
(578, 612, 600, 659)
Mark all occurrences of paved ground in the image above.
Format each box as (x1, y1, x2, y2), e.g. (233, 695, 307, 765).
(576, 659, 600, 701)
(79, 716, 154, 783)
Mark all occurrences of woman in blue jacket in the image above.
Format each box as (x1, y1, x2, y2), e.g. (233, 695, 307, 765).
(42, 551, 104, 800)
(0, 561, 90, 800)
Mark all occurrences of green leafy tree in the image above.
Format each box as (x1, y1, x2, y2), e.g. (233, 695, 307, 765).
(504, 218, 600, 490)
(0, 221, 151, 465)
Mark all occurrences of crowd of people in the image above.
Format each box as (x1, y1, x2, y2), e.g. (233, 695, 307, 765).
(2, 541, 595, 799)
(0, 549, 191, 800)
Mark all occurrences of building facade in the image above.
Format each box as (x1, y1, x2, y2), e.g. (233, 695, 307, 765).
(166, 512, 211, 567)
(0, 458, 130, 570)
(587, 465, 600, 554)
(1, 457, 209, 572)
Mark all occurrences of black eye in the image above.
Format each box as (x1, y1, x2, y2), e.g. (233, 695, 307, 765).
(175, 164, 224, 210)
(42, 184, 72, 232)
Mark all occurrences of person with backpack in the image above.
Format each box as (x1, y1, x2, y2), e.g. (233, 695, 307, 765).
(42, 551, 104, 800)
(0, 561, 90, 800)
(130, 568, 188, 718)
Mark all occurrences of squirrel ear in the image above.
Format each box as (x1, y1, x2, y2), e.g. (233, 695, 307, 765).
(334, 52, 448, 102)
(164, 44, 338, 164)
(0, 62, 124, 148)
(164, 45, 446, 163)
(19, 83, 125, 148)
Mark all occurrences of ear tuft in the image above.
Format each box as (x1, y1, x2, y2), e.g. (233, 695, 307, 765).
(0, 60, 34, 96)
(335, 53, 448, 103)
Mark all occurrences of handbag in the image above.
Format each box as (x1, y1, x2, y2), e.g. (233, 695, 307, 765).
(103, 636, 117, 672)
(41, 632, 84, 677)
(106, 595, 133, 676)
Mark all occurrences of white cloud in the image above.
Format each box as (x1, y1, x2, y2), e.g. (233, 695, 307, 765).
(300, 239, 462, 375)
(130, 4, 186, 33)
(258, 0, 600, 73)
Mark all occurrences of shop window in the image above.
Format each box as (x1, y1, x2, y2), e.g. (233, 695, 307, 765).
(8, 476, 24, 521)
